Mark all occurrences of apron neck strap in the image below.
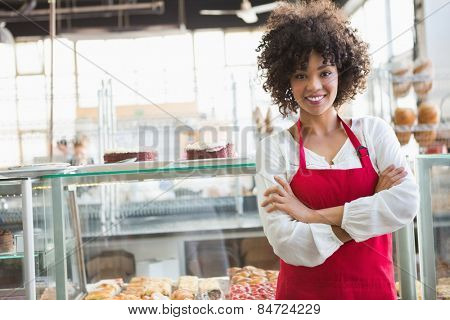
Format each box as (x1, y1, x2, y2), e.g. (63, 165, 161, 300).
(296, 115, 367, 169)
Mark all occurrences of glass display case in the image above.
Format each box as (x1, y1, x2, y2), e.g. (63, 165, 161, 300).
(0, 178, 42, 300)
(415, 154, 450, 300)
(35, 158, 280, 300)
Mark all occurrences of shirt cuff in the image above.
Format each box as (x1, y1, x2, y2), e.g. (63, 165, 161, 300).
(341, 202, 350, 231)
(309, 223, 344, 257)
(327, 224, 344, 246)
(341, 202, 366, 242)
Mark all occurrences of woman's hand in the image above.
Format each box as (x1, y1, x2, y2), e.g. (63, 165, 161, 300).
(375, 165, 407, 193)
(261, 176, 317, 223)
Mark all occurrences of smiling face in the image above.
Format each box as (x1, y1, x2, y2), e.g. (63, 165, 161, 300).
(290, 50, 338, 116)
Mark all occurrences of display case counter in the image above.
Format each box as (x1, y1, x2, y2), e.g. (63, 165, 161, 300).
(0, 178, 39, 300)
(415, 154, 450, 300)
(35, 158, 279, 299)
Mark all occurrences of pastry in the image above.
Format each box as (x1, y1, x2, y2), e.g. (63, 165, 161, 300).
(185, 142, 233, 160)
(103, 150, 157, 163)
(249, 277, 268, 285)
(266, 270, 279, 283)
(230, 266, 279, 286)
(178, 276, 199, 296)
(249, 268, 267, 278)
(227, 267, 241, 278)
(144, 281, 172, 297)
(234, 271, 251, 278)
(84, 283, 118, 300)
(85, 291, 113, 300)
(126, 277, 172, 297)
(171, 289, 195, 300)
(231, 275, 251, 284)
(393, 108, 416, 145)
(149, 292, 170, 300)
(0, 229, 14, 253)
(122, 287, 146, 298)
(199, 278, 224, 300)
(110, 293, 140, 300)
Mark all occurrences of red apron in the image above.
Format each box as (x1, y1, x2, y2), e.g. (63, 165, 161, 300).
(275, 116, 396, 300)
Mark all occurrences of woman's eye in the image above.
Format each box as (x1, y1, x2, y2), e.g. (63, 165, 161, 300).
(295, 74, 306, 80)
(321, 71, 332, 77)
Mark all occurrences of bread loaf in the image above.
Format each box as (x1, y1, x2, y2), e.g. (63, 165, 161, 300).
(392, 66, 412, 98)
(414, 103, 439, 146)
(418, 103, 439, 124)
(413, 59, 433, 97)
(393, 108, 416, 145)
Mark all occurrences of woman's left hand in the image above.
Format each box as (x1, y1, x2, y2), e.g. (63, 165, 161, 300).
(261, 176, 317, 223)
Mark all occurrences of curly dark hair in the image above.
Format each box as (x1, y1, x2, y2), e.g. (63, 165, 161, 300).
(256, 0, 371, 116)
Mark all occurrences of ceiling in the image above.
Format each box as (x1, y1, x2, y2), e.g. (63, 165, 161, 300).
(0, 0, 349, 38)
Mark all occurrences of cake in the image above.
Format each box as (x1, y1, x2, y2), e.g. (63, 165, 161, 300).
(185, 142, 233, 160)
(0, 229, 14, 253)
(103, 150, 157, 163)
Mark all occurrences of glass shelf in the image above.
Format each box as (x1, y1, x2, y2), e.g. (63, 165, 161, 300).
(40, 158, 256, 185)
(0, 252, 39, 260)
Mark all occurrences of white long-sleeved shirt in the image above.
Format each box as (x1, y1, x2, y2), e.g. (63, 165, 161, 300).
(255, 116, 419, 267)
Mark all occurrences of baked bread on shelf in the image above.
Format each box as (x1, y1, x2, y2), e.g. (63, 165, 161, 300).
(391, 62, 413, 98)
(393, 108, 416, 145)
(413, 58, 433, 98)
(414, 103, 440, 147)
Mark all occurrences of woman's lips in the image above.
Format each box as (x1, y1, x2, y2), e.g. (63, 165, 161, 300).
(304, 95, 326, 105)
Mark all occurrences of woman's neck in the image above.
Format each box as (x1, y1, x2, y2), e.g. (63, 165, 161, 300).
(299, 108, 340, 137)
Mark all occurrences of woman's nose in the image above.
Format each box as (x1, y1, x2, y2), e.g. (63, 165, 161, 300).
(306, 75, 322, 91)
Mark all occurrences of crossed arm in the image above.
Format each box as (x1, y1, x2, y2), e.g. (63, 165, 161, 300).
(261, 165, 407, 242)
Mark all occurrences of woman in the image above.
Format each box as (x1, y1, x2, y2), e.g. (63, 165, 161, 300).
(255, 1, 419, 299)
